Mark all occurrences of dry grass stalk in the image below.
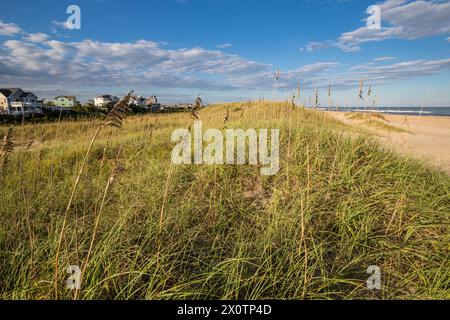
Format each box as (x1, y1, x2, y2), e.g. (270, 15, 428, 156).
(53, 91, 134, 298)
(275, 68, 280, 81)
(223, 108, 230, 127)
(239, 108, 244, 120)
(195, 96, 203, 109)
(77, 146, 125, 299)
(291, 90, 296, 109)
(356, 80, 365, 113)
(328, 84, 333, 111)
(358, 80, 364, 100)
(156, 161, 174, 269)
(190, 107, 200, 120)
(0, 128, 14, 171)
(314, 88, 319, 109)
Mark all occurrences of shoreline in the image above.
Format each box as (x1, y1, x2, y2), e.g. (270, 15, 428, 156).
(321, 108, 450, 118)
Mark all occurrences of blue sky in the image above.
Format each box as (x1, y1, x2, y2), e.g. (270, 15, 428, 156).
(0, 0, 449, 106)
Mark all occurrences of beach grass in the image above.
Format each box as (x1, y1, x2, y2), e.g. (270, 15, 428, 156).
(0, 101, 448, 300)
(344, 112, 409, 133)
(346, 112, 388, 122)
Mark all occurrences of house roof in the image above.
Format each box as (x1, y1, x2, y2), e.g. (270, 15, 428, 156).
(96, 95, 115, 99)
(1, 88, 38, 99)
(54, 95, 76, 100)
(20, 92, 37, 98)
(0, 89, 13, 97)
(0, 88, 21, 97)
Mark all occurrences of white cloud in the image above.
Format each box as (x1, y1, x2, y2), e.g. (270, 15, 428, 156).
(303, 40, 335, 52)
(2, 32, 449, 93)
(373, 56, 396, 61)
(51, 20, 71, 31)
(0, 28, 345, 93)
(303, 0, 450, 52)
(0, 37, 270, 91)
(24, 33, 50, 43)
(216, 43, 233, 49)
(324, 58, 450, 90)
(230, 62, 341, 90)
(0, 20, 22, 36)
(1, 19, 449, 102)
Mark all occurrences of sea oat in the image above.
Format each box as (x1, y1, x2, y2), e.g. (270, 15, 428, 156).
(223, 108, 230, 126)
(0, 128, 14, 170)
(315, 88, 319, 109)
(54, 91, 133, 298)
(358, 80, 364, 100)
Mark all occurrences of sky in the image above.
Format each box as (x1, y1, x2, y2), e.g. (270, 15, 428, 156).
(0, 0, 449, 106)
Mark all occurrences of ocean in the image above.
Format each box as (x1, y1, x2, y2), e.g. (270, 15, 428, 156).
(320, 107, 450, 117)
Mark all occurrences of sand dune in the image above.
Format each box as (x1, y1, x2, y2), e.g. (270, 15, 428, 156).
(328, 112, 450, 175)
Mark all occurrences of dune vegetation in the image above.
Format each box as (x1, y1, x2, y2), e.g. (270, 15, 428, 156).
(0, 101, 448, 300)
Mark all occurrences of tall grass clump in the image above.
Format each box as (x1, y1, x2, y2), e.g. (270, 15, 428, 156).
(0, 101, 448, 300)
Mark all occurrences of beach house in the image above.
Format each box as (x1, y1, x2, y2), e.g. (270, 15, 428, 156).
(145, 95, 161, 112)
(128, 95, 146, 108)
(54, 95, 77, 108)
(0, 88, 43, 115)
(94, 95, 119, 107)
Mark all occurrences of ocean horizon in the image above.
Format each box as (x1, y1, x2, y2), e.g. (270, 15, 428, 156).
(321, 106, 450, 117)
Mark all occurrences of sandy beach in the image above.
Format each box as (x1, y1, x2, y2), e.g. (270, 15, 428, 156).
(328, 112, 450, 175)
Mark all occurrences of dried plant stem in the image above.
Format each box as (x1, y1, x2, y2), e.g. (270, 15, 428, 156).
(306, 144, 311, 198)
(156, 162, 174, 269)
(287, 103, 293, 183)
(301, 144, 312, 298)
(0, 128, 13, 171)
(159, 162, 174, 234)
(53, 92, 132, 299)
(21, 183, 35, 265)
(53, 124, 103, 298)
(76, 147, 123, 300)
(300, 193, 308, 298)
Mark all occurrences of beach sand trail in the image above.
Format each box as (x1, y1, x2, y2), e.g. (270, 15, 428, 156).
(328, 112, 450, 175)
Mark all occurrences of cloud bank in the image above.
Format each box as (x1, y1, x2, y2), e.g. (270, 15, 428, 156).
(304, 0, 450, 52)
(0, 15, 449, 103)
